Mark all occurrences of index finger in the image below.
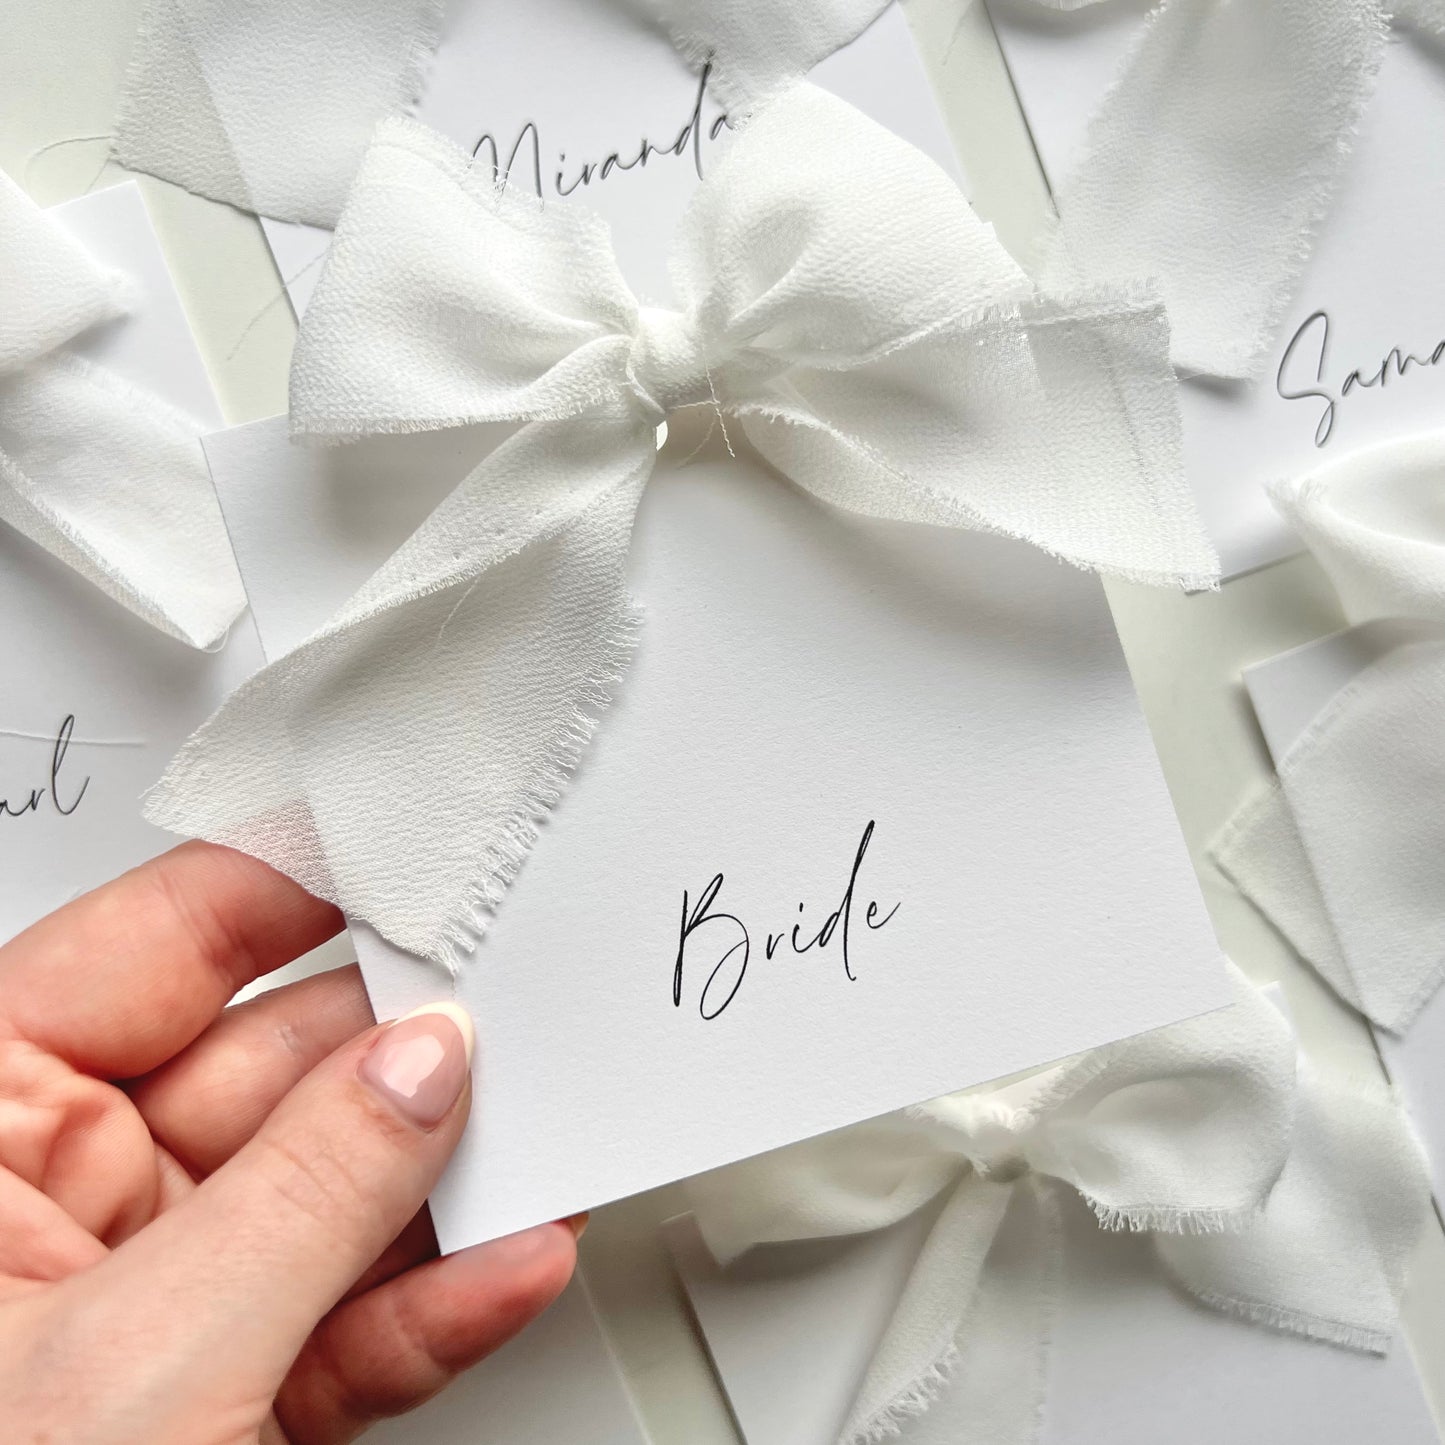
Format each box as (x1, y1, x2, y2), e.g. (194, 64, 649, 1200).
(0, 842, 343, 1078)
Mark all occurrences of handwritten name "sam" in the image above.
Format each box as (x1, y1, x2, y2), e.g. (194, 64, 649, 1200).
(1, 715, 90, 819)
(1277, 309, 1445, 447)
(672, 821, 901, 1021)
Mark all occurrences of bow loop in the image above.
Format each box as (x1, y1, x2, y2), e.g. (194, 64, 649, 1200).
(292, 117, 642, 441)
(0, 173, 245, 648)
(1269, 438, 1445, 628)
(0, 172, 130, 371)
(674, 84, 1032, 368)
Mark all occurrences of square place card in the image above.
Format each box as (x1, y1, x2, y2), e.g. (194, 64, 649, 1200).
(0, 180, 263, 941)
(205, 424, 1232, 1253)
(199, 0, 1234, 1255)
(262, 0, 963, 315)
(987, 1, 1445, 577)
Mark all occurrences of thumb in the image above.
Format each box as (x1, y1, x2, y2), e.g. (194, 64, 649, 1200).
(74, 1002, 476, 1409)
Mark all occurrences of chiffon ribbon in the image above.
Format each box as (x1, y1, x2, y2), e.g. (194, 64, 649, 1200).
(147, 85, 1217, 966)
(0, 172, 245, 648)
(114, 0, 893, 227)
(687, 971, 1430, 1445)
(1212, 435, 1445, 1034)
(1015, 0, 1445, 379)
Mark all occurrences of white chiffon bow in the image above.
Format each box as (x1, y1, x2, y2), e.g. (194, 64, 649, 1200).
(687, 973, 1430, 1445)
(1017, 0, 1445, 379)
(115, 0, 892, 227)
(1212, 435, 1445, 1033)
(0, 172, 245, 648)
(148, 85, 1217, 966)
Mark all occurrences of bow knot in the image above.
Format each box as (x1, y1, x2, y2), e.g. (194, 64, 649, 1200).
(626, 306, 715, 423)
(923, 1094, 1035, 1182)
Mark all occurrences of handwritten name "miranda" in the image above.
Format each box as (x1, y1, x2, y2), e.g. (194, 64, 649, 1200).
(1277, 310, 1445, 447)
(1, 715, 90, 819)
(672, 821, 902, 1021)
(471, 63, 729, 201)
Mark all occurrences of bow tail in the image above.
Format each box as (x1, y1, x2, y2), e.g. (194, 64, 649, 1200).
(839, 1176, 1060, 1445)
(147, 415, 655, 965)
(1153, 1066, 1430, 1353)
(1214, 639, 1445, 1034)
(1039, 0, 1388, 379)
(1208, 783, 1359, 1016)
(0, 352, 245, 647)
(737, 290, 1218, 589)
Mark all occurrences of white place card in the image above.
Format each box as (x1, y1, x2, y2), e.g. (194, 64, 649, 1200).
(987, 2, 1445, 577)
(0, 181, 261, 940)
(205, 409, 1232, 1251)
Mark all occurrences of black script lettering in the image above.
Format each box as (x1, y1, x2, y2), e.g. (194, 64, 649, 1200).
(472, 120, 543, 197)
(671, 821, 901, 1020)
(1278, 309, 1445, 448)
(673, 874, 750, 1021)
(1277, 311, 1338, 448)
(471, 63, 727, 205)
(1, 715, 90, 819)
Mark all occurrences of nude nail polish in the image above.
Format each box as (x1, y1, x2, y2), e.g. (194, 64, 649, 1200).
(360, 1002, 474, 1129)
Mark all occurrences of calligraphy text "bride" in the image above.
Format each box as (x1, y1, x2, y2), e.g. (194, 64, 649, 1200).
(1, 715, 90, 819)
(672, 821, 901, 1021)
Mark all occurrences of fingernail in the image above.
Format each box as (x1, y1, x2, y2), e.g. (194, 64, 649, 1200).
(565, 1212, 590, 1239)
(360, 1002, 474, 1129)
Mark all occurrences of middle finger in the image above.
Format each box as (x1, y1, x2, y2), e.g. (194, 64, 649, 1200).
(127, 964, 374, 1178)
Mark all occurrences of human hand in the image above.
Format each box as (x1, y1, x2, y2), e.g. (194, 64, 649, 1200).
(0, 842, 578, 1444)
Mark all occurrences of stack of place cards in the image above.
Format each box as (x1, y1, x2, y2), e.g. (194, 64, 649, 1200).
(204, 0, 1233, 1258)
(987, 0, 1445, 576)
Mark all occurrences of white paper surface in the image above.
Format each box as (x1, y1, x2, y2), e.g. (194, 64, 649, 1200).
(261, 0, 965, 314)
(206, 409, 1231, 1249)
(1245, 629, 1445, 1199)
(987, 2, 1445, 578)
(668, 1188, 1440, 1445)
(0, 182, 262, 940)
